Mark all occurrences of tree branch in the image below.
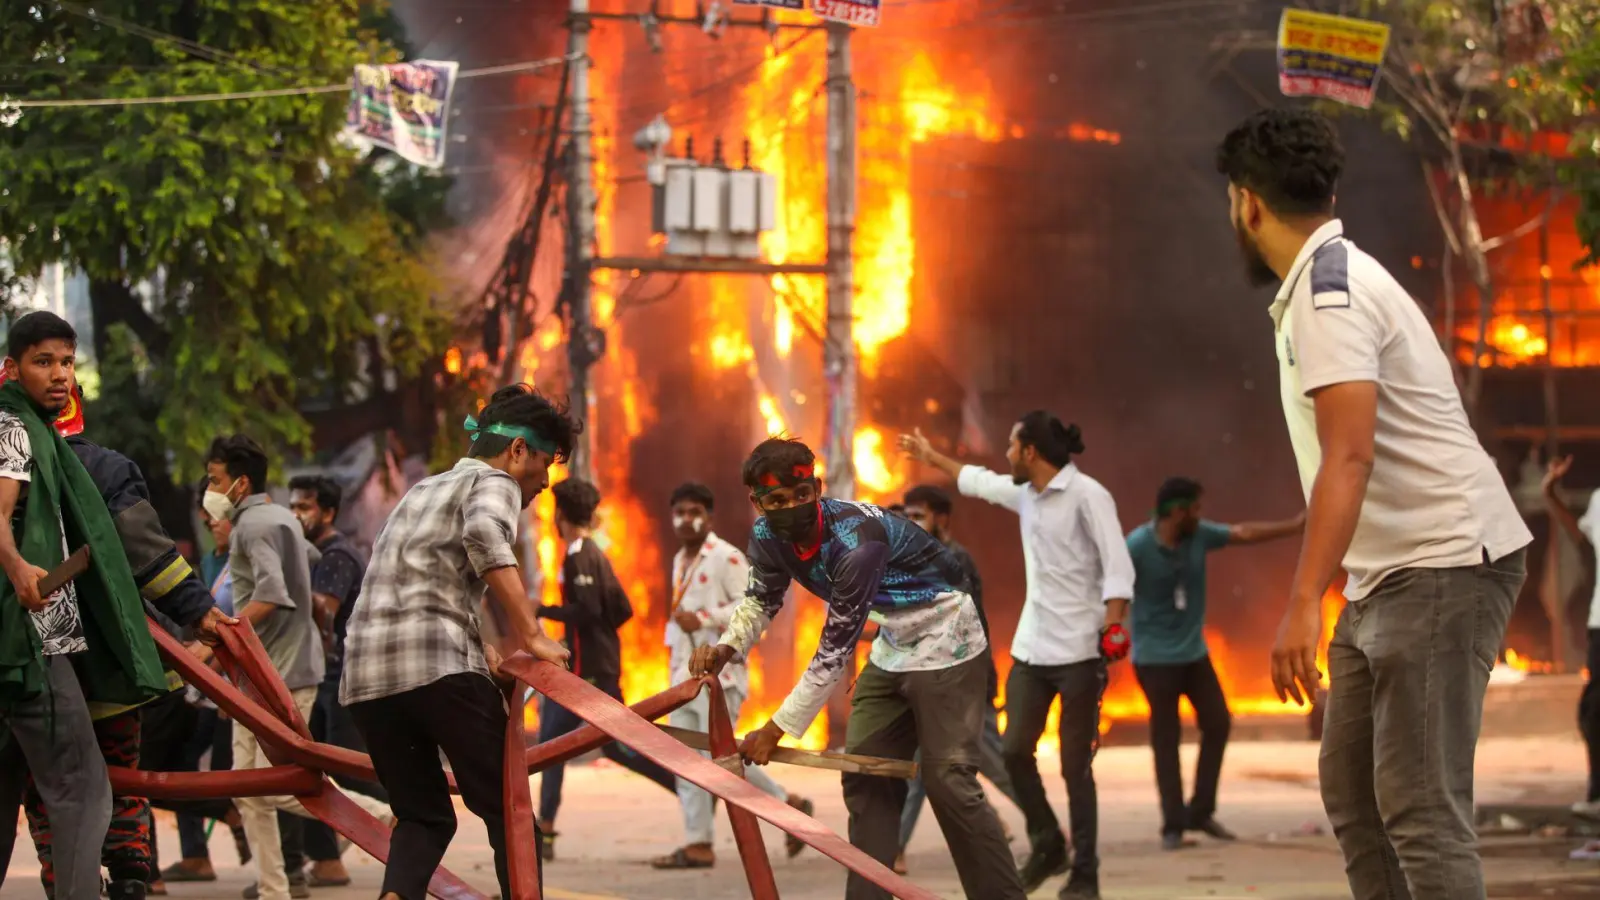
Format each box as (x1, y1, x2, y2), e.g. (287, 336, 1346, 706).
(1421, 159, 1464, 257)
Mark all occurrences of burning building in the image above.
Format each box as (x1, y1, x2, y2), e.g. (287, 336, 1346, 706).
(395, 0, 1586, 746)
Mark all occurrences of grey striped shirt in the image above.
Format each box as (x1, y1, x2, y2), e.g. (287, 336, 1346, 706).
(339, 457, 522, 706)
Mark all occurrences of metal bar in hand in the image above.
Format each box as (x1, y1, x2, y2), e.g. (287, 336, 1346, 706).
(657, 724, 919, 779)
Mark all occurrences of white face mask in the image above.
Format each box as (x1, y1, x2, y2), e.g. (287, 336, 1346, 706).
(673, 513, 706, 535)
(203, 478, 242, 523)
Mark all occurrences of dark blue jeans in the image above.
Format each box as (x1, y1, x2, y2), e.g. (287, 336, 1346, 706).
(175, 708, 230, 860)
(535, 677, 675, 823)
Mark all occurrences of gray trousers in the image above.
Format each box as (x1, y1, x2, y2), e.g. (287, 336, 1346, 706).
(1320, 548, 1525, 900)
(843, 651, 1025, 900)
(898, 702, 1016, 849)
(3, 655, 112, 900)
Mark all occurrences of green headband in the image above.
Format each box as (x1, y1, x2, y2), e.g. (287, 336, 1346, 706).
(1155, 498, 1196, 516)
(464, 415, 558, 454)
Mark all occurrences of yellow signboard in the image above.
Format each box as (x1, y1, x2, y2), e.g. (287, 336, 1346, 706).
(1277, 9, 1392, 109)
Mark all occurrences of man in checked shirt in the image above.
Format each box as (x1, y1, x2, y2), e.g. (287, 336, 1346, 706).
(340, 385, 574, 900)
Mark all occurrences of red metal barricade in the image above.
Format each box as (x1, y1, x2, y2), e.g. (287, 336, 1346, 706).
(111, 618, 936, 899)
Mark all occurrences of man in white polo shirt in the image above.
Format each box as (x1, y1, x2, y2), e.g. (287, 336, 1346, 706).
(1216, 107, 1531, 900)
(900, 412, 1135, 900)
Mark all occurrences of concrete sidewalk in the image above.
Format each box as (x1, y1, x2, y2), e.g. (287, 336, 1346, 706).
(5, 737, 1600, 898)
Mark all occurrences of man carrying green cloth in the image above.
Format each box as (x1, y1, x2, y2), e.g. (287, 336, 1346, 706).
(0, 311, 170, 900)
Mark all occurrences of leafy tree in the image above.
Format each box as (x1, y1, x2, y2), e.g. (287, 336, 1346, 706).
(1348, 0, 1600, 408)
(0, 0, 450, 495)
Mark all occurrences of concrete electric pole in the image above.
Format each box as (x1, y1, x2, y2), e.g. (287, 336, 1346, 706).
(566, 0, 598, 482)
(822, 20, 857, 503)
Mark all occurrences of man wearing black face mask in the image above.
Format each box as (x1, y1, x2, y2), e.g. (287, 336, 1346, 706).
(690, 438, 1026, 900)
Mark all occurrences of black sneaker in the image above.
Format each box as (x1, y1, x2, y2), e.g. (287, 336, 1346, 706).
(1017, 843, 1069, 892)
(538, 830, 557, 862)
(1058, 872, 1100, 900)
(1192, 817, 1238, 841)
(106, 880, 147, 900)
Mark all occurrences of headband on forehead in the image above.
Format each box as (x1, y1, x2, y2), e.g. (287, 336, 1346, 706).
(1155, 497, 1195, 516)
(752, 463, 816, 498)
(463, 414, 557, 455)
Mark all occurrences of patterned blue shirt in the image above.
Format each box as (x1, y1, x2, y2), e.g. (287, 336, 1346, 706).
(721, 498, 987, 738)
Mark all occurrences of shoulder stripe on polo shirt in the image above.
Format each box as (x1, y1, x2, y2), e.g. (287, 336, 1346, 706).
(1309, 241, 1351, 310)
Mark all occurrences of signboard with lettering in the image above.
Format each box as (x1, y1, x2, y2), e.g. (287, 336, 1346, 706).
(812, 0, 880, 27)
(344, 60, 459, 169)
(1277, 9, 1391, 109)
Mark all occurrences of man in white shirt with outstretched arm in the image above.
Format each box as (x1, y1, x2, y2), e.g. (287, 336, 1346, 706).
(900, 411, 1135, 900)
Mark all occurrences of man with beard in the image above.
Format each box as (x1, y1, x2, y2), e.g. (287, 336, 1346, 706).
(1217, 108, 1531, 899)
(340, 384, 574, 900)
(899, 413, 1135, 899)
(0, 312, 175, 900)
(690, 438, 1025, 900)
(650, 482, 811, 870)
(287, 474, 387, 888)
(1126, 476, 1302, 851)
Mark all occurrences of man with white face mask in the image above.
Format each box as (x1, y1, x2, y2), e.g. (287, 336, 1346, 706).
(649, 482, 811, 870)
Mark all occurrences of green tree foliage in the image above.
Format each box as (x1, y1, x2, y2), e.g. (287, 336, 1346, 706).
(1347, 0, 1600, 404)
(0, 0, 450, 480)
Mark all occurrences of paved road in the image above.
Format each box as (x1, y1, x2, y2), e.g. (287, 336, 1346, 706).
(6, 737, 1600, 899)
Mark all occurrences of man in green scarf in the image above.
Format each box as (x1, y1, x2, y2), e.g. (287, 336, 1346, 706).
(0, 311, 168, 900)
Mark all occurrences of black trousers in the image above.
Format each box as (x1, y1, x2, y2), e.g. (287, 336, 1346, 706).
(1581, 630, 1600, 802)
(305, 676, 389, 862)
(1133, 656, 1232, 836)
(1001, 658, 1106, 879)
(349, 673, 525, 900)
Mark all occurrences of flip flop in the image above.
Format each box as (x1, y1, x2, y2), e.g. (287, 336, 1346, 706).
(650, 848, 715, 869)
(785, 797, 815, 858)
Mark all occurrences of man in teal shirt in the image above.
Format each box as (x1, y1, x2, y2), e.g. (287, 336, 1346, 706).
(1127, 477, 1302, 850)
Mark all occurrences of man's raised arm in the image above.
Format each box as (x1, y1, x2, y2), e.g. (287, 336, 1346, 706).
(898, 427, 1023, 512)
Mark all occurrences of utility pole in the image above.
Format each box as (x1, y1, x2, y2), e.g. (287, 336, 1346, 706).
(822, 21, 857, 503)
(566, 0, 598, 482)
(821, 20, 856, 750)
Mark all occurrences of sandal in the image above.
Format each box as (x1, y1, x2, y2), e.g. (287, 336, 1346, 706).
(785, 797, 815, 858)
(650, 847, 715, 869)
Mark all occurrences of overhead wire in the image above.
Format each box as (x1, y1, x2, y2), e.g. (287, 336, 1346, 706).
(3, 53, 577, 108)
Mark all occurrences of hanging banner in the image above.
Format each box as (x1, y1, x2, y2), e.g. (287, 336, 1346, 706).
(344, 60, 459, 169)
(811, 0, 881, 27)
(1277, 9, 1391, 109)
(732, 0, 805, 8)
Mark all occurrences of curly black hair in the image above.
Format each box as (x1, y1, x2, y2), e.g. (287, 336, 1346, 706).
(1215, 108, 1344, 217)
(470, 383, 582, 462)
(552, 477, 601, 527)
